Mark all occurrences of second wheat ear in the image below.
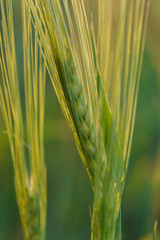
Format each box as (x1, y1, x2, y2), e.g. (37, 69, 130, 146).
(0, 0, 46, 239)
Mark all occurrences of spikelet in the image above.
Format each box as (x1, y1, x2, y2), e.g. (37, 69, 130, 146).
(17, 187, 39, 240)
(56, 50, 96, 180)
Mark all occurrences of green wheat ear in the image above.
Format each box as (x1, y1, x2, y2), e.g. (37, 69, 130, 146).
(28, 0, 99, 186)
(28, 0, 150, 239)
(0, 0, 46, 239)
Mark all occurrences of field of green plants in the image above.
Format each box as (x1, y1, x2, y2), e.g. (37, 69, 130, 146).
(0, 0, 160, 239)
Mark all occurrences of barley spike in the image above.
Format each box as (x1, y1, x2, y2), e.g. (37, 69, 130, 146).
(55, 48, 96, 182)
(17, 187, 40, 240)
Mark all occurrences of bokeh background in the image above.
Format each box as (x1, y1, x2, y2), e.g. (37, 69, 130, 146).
(0, 0, 160, 239)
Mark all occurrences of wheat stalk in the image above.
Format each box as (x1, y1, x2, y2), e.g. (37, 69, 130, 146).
(28, 0, 150, 239)
(0, 0, 46, 239)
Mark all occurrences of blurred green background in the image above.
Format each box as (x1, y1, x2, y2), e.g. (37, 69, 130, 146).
(0, 1, 160, 239)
